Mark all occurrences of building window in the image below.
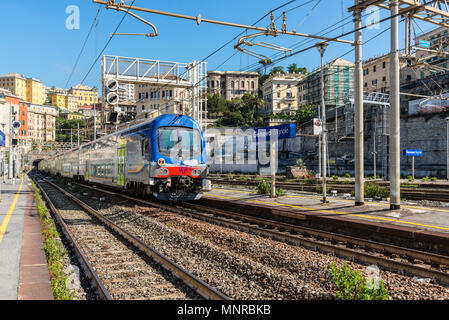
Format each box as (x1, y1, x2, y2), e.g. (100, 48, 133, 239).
(382, 76, 386, 82)
(382, 61, 386, 69)
(231, 81, 234, 89)
(241, 81, 245, 88)
(373, 65, 377, 72)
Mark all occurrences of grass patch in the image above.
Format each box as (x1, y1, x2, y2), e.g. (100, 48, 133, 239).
(329, 262, 389, 300)
(257, 182, 285, 197)
(31, 180, 75, 300)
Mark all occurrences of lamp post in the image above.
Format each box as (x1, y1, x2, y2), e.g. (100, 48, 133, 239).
(316, 41, 328, 203)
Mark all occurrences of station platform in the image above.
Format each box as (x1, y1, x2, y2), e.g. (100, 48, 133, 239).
(0, 175, 53, 300)
(204, 186, 449, 251)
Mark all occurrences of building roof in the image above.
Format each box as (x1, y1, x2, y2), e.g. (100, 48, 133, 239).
(70, 84, 98, 91)
(207, 70, 259, 76)
(0, 72, 26, 79)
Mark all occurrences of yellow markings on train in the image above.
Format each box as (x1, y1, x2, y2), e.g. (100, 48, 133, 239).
(0, 175, 24, 245)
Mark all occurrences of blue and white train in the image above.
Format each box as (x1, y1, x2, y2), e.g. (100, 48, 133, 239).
(38, 114, 211, 201)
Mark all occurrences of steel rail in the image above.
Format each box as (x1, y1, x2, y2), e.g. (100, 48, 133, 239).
(70, 180, 449, 285)
(31, 176, 112, 300)
(42, 177, 229, 300)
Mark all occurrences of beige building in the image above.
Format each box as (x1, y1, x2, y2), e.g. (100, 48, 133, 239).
(28, 104, 58, 144)
(362, 54, 416, 93)
(66, 94, 78, 113)
(135, 84, 190, 120)
(207, 70, 259, 100)
(262, 72, 305, 115)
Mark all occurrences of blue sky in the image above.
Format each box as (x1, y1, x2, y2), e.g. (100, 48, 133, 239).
(0, 0, 438, 91)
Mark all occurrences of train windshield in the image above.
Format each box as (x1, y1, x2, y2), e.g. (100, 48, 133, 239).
(157, 127, 202, 159)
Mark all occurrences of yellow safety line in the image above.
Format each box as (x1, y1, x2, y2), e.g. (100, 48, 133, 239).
(0, 175, 24, 245)
(205, 190, 449, 232)
(212, 187, 449, 214)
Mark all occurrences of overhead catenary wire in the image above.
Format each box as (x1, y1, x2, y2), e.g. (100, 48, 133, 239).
(65, 6, 102, 89)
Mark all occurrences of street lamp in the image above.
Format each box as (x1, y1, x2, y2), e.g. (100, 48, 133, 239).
(316, 41, 328, 203)
(446, 117, 449, 180)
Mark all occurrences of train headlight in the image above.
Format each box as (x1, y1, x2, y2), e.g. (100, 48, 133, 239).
(158, 158, 165, 166)
(192, 169, 202, 176)
(157, 168, 169, 176)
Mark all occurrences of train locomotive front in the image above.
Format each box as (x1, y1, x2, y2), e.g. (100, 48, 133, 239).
(148, 114, 210, 200)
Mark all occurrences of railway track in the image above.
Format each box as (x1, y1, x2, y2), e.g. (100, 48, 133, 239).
(32, 175, 228, 300)
(64, 178, 449, 286)
(210, 178, 449, 202)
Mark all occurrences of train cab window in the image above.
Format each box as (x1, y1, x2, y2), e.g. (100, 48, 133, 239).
(157, 127, 202, 159)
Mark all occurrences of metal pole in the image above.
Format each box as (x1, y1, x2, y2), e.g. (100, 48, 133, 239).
(78, 122, 80, 147)
(412, 156, 415, 180)
(354, 4, 364, 206)
(317, 41, 328, 203)
(390, 0, 401, 210)
(270, 129, 278, 198)
(94, 104, 97, 141)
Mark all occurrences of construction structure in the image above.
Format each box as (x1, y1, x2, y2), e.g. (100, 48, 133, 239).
(101, 55, 207, 129)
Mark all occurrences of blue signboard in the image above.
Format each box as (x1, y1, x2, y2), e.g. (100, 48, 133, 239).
(253, 123, 296, 141)
(419, 40, 430, 48)
(0, 130, 5, 147)
(403, 149, 423, 156)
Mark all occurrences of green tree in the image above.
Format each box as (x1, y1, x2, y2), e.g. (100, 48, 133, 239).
(269, 66, 285, 75)
(287, 63, 307, 74)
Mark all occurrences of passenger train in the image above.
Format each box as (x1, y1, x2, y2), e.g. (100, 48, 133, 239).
(38, 114, 211, 201)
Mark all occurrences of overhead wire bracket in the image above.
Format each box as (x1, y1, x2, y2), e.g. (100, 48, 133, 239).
(105, 0, 158, 37)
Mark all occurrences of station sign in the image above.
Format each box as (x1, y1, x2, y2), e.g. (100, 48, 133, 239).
(418, 40, 430, 48)
(403, 149, 423, 156)
(0, 130, 5, 147)
(253, 123, 296, 141)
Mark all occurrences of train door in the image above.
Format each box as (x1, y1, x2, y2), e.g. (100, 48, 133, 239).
(85, 149, 90, 181)
(117, 139, 126, 187)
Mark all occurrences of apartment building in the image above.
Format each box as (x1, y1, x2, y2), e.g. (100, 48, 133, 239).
(69, 84, 99, 106)
(415, 26, 449, 78)
(51, 92, 67, 109)
(26, 78, 46, 105)
(303, 58, 354, 108)
(135, 84, 190, 120)
(262, 72, 305, 115)
(28, 104, 58, 144)
(362, 54, 416, 93)
(0, 73, 27, 101)
(0, 73, 46, 105)
(117, 83, 135, 102)
(207, 70, 259, 100)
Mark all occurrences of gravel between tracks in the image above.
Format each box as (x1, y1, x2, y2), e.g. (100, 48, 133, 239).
(66, 184, 449, 300)
(40, 180, 199, 300)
